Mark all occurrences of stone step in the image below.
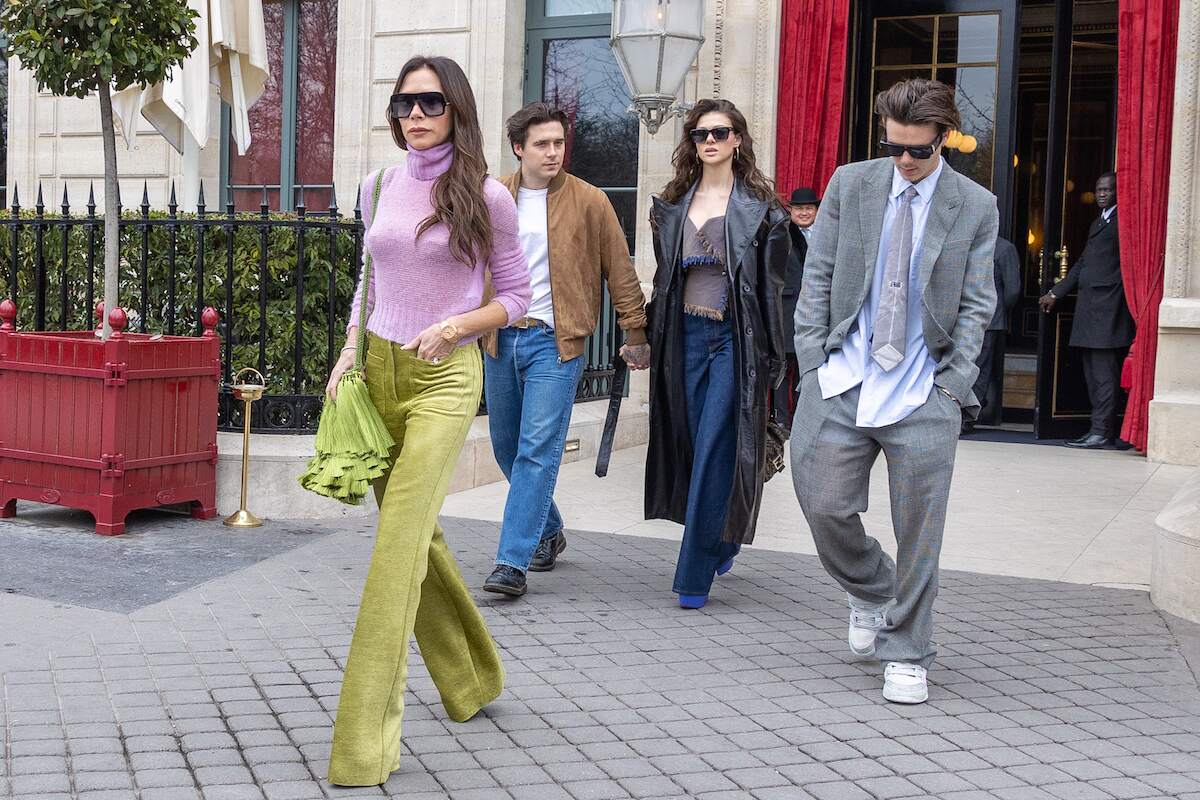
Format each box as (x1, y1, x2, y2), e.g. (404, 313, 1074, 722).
(216, 405, 650, 521)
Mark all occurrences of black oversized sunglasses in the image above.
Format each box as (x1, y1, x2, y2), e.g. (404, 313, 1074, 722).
(878, 135, 942, 160)
(689, 126, 735, 144)
(389, 91, 449, 119)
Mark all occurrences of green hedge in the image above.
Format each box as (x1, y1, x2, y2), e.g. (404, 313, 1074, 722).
(1, 210, 360, 395)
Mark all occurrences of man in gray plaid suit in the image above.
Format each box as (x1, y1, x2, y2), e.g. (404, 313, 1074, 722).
(790, 79, 998, 704)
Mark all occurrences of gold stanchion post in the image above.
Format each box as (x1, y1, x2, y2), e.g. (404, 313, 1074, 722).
(224, 368, 266, 528)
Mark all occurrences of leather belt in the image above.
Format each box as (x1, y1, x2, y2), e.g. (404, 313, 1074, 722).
(510, 317, 549, 329)
(595, 354, 628, 478)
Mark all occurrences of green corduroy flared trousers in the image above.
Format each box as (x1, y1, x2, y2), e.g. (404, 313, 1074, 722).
(328, 335, 505, 787)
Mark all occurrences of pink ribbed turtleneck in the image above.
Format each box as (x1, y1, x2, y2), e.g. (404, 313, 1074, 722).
(348, 142, 531, 344)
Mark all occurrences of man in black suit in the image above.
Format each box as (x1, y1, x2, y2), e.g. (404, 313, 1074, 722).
(776, 186, 820, 426)
(963, 236, 1021, 434)
(1039, 172, 1134, 448)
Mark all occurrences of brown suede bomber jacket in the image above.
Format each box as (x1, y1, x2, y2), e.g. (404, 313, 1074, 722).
(482, 169, 647, 361)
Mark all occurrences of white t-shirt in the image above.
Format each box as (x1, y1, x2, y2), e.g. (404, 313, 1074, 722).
(517, 186, 554, 327)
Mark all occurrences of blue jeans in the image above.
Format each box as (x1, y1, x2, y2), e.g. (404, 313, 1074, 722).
(485, 326, 585, 571)
(674, 313, 741, 596)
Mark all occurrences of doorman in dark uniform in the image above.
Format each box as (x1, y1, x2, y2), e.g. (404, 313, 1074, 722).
(1038, 172, 1134, 448)
(963, 235, 1021, 434)
(776, 186, 820, 425)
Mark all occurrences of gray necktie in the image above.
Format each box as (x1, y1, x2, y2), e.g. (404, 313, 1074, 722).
(872, 185, 918, 371)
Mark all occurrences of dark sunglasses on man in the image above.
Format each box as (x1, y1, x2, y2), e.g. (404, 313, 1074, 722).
(688, 126, 735, 144)
(389, 91, 449, 119)
(878, 134, 943, 160)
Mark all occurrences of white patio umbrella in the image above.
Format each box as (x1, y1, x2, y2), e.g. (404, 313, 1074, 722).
(113, 0, 269, 157)
(209, 0, 269, 157)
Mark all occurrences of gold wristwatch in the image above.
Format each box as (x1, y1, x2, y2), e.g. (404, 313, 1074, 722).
(439, 322, 461, 344)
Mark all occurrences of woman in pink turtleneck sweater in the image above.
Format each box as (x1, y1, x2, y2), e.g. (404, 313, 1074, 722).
(325, 56, 530, 788)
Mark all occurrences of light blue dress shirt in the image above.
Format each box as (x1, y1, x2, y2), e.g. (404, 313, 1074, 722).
(817, 158, 945, 428)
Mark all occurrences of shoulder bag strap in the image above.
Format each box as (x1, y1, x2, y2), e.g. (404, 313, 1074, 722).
(354, 168, 387, 370)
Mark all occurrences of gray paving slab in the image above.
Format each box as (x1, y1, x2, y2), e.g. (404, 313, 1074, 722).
(0, 506, 335, 612)
(0, 514, 1198, 799)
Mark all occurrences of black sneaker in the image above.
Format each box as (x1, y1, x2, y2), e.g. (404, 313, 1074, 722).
(483, 565, 527, 596)
(529, 531, 567, 572)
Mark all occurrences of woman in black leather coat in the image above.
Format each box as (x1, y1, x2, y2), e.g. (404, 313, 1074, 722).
(644, 98, 790, 608)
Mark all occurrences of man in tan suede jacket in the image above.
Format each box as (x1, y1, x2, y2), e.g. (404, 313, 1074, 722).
(481, 102, 649, 598)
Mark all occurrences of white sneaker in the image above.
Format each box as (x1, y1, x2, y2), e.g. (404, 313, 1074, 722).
(883, 662, 928, 704)
(847, 593, 889, 657)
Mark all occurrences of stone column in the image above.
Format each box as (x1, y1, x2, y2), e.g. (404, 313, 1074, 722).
(1149, 0, 1200, 626)
(1148, 0, 1200, 466)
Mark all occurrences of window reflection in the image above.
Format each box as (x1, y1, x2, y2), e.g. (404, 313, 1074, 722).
(228, 0, 338, 213)
(295, 0, 338, 211)
(543, 35, 639, 246)
(870, 13, 999, 191)
(938, 14, 999, 64)
(230, 0, 284, 211)
(546, 0, 610, 16)
(937, 66, 997, 188)
(874, 18, 934, 67)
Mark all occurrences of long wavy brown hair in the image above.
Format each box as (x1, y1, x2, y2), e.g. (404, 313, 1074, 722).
(660, 99, 777, 205)
(389, 56, 492, 267)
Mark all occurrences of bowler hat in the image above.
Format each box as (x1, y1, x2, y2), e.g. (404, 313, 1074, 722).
(789, 187, 821, 206)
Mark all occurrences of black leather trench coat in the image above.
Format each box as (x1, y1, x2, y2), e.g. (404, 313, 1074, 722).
(644, 180, 791, 545)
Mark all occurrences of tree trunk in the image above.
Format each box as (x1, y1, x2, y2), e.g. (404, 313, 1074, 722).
(97, 81, 120, 340)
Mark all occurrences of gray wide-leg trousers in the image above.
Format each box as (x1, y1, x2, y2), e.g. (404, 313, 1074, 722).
(790, 374, 961, 668)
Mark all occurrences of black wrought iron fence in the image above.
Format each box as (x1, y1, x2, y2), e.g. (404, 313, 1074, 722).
(3, 182, 621, 433)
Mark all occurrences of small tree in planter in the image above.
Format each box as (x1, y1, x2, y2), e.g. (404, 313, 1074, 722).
(1, 0, 198, 338)
(0, 2, 225, 535)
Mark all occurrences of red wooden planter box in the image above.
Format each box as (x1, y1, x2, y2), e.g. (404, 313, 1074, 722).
(0, 300, 221, 535)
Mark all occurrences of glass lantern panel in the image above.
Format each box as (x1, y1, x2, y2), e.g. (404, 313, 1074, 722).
(659, 35, 702, 96)
(663, 0, 704, 38)
(613, 35, 664, 94)
(617, 0, 666, 36)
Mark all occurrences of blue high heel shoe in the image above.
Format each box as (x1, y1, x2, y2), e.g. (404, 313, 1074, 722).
(678, 594, 708, 609)
(717, 556, 735, 576)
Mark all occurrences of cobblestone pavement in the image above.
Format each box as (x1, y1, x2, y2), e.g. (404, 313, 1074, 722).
(2, 512, 1200, 800)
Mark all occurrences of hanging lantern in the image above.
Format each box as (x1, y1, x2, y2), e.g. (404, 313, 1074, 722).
(610, 0, 706, 134)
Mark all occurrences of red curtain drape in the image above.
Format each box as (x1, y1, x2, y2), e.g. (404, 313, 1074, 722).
(1116, 0, 1179, 451)
(775, 0, 851, 198)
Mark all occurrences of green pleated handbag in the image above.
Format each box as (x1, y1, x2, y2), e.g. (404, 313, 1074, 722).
(298, 170, 395, 505)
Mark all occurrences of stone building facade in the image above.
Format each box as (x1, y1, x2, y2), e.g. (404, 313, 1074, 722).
(4, 0, 1198, 471)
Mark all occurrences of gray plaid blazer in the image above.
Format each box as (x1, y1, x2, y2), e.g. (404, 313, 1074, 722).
(792, 157, 999, 417)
